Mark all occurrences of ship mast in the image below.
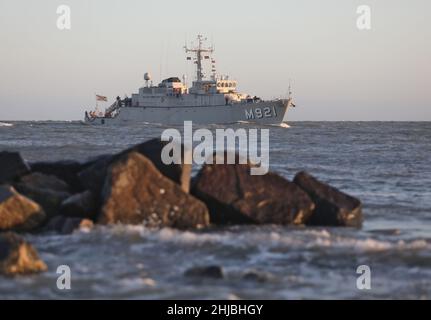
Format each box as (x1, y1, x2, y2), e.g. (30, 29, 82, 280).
(184, 35, 214, 82)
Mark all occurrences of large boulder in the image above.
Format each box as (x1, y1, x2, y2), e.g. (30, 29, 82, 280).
(99, 152, 209, 229)
(29, 160, 93, 193)
(59, 190, 97, 219)
(79, 139, 191, 197)
(0, 232, 47, 275)
(19, 172, 70, 193)
(14, 175, 71, 220)
(293, 171, 363, 227)
(124, 138, 192, 193)
(0, 185, 46, 232)
(0, 151, 30, 184)
(192, 155, 315, 225)
(76, 156, 113, 196)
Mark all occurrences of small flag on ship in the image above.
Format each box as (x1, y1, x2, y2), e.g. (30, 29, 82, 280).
(96, 94, 107, 102)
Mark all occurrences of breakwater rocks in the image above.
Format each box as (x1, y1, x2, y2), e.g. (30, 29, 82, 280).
(0, 141, 363, 275)
(0, 232, 47, 276)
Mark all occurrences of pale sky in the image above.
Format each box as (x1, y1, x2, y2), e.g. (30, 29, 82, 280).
(0, 0, 430, 121)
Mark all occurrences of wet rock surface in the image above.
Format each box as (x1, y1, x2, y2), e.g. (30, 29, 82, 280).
(0, 232, 47, 276)
(99, 152, 209, 229)
(192, 159, 315, 225)
(30, 160, 89, 193)
(60, 190, 97, 219)
(122, 138, 192, 193)
(293, 171, 363, 227)
(14, 182, 70, 220)
(78, 139, 191, 196)
(0, 185, 46, 232)
(0, 151, 30, 184)
(18, 172, 70, 193)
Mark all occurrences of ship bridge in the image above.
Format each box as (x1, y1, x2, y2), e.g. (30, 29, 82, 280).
(216, 77, 237, 94)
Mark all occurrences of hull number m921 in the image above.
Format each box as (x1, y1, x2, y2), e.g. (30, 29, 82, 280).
(245, 106, 277, 120)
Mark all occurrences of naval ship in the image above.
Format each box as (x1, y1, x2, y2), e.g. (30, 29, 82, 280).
(84, 35, 295, 125)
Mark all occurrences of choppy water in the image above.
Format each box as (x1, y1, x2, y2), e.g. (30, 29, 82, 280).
(0, 121, 430, 299)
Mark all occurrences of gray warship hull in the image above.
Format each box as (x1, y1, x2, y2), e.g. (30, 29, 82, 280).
(85, 99, 290, 125)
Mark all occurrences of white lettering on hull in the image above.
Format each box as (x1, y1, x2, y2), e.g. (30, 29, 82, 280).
(245, 106, 277, 120)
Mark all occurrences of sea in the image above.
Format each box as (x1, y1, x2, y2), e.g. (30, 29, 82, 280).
(0, 121, 430, 299)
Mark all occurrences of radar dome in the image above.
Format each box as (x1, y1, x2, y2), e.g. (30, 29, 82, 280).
(144, 72, 152, 81)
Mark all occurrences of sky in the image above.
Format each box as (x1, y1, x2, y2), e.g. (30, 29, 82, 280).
(0, 0, 430, 121)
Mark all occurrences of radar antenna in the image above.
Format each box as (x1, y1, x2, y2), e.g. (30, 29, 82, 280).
(184, 35, 214, 82)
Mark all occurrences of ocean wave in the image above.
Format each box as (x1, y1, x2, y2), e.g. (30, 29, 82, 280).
(272, 123, 290, 128)
(88, 224, 431, 253)
(0, 122, 13, 127)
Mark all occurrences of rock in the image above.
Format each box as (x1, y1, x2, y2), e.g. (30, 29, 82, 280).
(14, 183, 71, 220)
(76, 156, 112, 196)
(242, 270, 275, 282)
(0, 185, 46, 232)
(124, 138, 192, 193)
(184, 265, 224, 279)
(60, 190, 97, 219)
(293, 171, 363, 227)
(99, 152, 209, 229)
(61, 217, 93, 234)
(43, 216, 94, 234)
(192, 154, 315, 225)
(78, 218, 94, 230)
(29, 160, 91, 192)
(0, 151, 30, 184)
(78, 139, 191, 197)
(0, 232, 47, 276)
(19, 172, 70, 193)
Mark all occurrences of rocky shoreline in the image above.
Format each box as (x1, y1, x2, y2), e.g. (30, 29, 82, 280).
(0, 139, 363, 276)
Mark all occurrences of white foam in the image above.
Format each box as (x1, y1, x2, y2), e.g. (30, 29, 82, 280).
(275, 123, 290, 128)
(118, 277, 157, 289)
(0, 122, 13, 127)
(92, 224, 431, 253)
